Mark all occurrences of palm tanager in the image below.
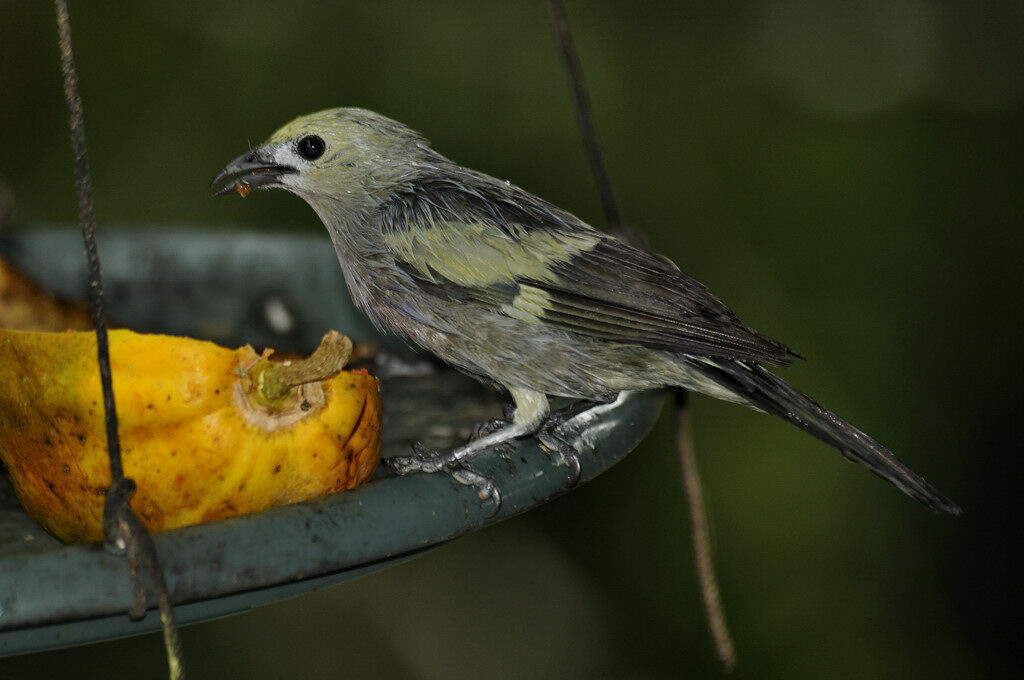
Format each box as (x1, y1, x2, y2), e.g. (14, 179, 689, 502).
(213, 107, 959, 515)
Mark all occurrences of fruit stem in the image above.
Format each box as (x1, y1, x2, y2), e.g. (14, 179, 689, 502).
(251, 332, 353, 405)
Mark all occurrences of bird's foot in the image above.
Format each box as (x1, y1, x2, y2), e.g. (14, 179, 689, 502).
(528, 395, 617, 486)
(385, 441, 451, 474)
(449, 465, 502, 513)
(467, 403, 516, 442)
(536, 426, 582, 486)
(469, 417, 508, 442)
(384, 442, 502, 516)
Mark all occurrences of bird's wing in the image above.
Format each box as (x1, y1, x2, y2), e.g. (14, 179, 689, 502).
(376, 172, 798, 366)
(534, 236, 798, 364)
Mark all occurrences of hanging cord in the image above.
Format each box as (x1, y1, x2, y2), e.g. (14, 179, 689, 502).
(546, 0, 623, 236)
(546, 1, 736, 670)
(54, 2, 184, 678)
(674, 390, 736, 670)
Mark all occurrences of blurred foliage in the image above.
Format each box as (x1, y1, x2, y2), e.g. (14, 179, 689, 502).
(1, 0, 1021, 678)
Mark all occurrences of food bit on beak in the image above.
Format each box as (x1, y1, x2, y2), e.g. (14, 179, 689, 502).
(211, 151, 297, 197)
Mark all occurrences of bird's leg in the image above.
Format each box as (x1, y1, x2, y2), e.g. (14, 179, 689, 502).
(468, 403, 517, 442)
(545, 393, 620, 429)
(534, 393, 620, 484)
(385, 388, 550, 510)
(469, 418, 507, 441)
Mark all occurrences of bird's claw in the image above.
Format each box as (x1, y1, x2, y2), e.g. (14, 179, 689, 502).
(536, 428, 583, 487)
(384, 442, 449, 475)
(385, 442, 502, 516)
(450, 465, 502, 516)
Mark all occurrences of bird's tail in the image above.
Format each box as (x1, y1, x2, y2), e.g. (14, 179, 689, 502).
(692, 359, 961, 515)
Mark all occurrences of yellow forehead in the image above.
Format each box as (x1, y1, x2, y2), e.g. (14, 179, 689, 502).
(265, 107, 419, 150)
(267, 109, 346, 144)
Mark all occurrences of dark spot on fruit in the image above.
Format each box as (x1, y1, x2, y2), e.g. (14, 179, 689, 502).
(300, 400, 311, 411)
(62, 464, 70, 474)
(274, 464, 281, 473)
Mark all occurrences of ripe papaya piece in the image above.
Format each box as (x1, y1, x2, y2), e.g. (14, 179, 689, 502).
(0, 328, 381, 543)
(0, 259, 93, 332)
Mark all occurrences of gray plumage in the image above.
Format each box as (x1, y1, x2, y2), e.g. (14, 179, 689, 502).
(213, 107, 959, 515)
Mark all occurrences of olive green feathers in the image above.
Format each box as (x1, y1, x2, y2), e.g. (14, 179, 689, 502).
(214, 107, 959, 515)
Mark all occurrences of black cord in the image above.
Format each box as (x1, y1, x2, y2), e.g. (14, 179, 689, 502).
(54, 2, 184, 677)
(547, 2, 736, 670)
(547, 0, 623, 234)
(54, 0, 123, 483)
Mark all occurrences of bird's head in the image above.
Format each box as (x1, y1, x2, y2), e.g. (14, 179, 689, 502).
(212, 107, 436, 209)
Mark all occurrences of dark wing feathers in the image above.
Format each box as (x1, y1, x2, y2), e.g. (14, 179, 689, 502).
(536, 237, 799, 364)
(535, 281, 792, 362)
(383, 171, 799, 366)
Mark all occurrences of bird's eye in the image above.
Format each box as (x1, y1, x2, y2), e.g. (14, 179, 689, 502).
(297, 135, 326, 161)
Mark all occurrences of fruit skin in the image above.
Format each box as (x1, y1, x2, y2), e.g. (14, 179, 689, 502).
(0, 328, 381, 543)
(0, 259, 93, 332)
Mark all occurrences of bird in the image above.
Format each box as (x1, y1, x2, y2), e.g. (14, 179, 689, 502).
(212, 107, 960, 515)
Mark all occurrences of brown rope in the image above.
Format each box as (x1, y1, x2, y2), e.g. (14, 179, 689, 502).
(675, 390, 736, 670)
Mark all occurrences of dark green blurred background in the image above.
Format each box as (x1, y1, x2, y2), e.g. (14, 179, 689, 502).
(1, 1, 1020, 678)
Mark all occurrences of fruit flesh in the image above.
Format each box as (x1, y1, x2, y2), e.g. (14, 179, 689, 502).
(0, 328, 381, 543)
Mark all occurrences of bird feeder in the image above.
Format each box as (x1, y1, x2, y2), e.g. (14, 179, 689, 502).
(0, 227, 663, 655)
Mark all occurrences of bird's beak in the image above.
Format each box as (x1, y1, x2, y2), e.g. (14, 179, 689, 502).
(211, 149, 297, 197)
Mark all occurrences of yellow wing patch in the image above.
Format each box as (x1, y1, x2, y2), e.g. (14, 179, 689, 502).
(501, 284, 552, 324)
(384, 222, 598, 288)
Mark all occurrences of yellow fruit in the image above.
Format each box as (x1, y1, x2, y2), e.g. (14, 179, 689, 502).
(0, 259, 93, 332)
(0, 328, 381, 543)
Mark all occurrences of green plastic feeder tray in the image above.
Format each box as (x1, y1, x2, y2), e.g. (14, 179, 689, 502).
(0, 227, 664, 656)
